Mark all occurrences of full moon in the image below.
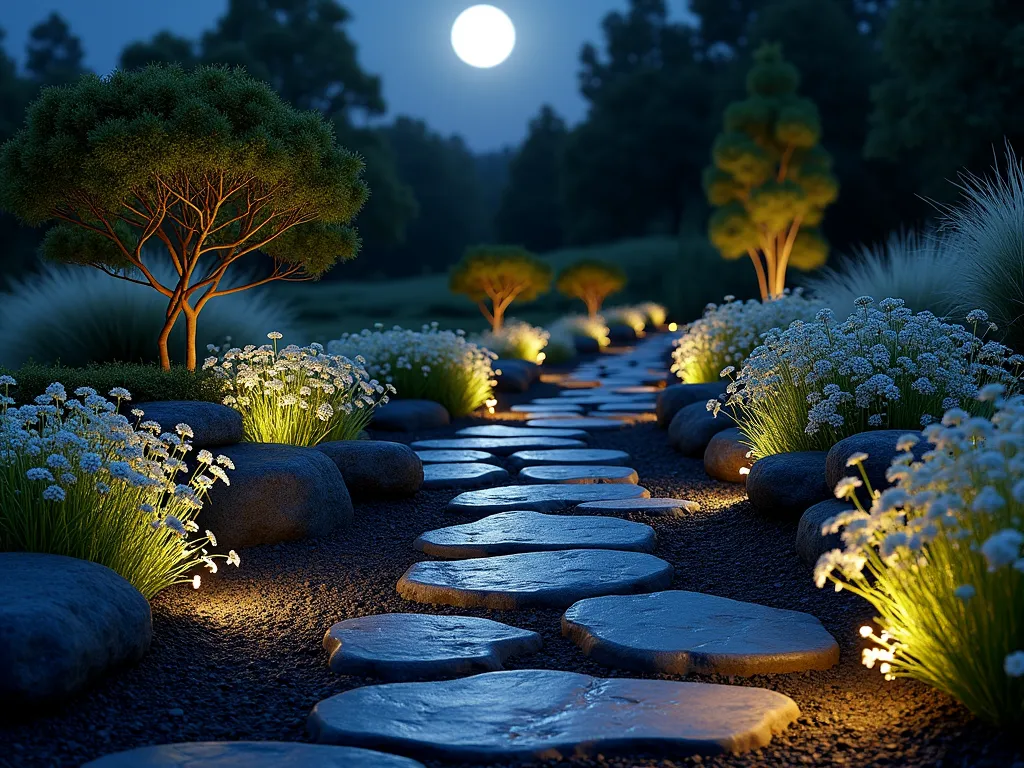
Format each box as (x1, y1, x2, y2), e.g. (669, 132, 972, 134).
(451, 5, 515, 68)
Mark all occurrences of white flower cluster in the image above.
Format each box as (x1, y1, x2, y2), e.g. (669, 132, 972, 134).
(0, 378, 237, 598)
(550, 314, 611, 348)
(206, 333, 392, 446)
(327, 323, 496, 419)
(671, 291, 820, 384)
(636, 302, 668, 327)
(473, 319, 550, 364)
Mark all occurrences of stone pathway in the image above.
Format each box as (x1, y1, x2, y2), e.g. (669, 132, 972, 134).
(525, 417, 625, 430)
(575, 497, 702, 517)
(507, 447, 631, 468)
(446, 482, 650, 514)
(518, 465, 639, 484)
(454, 425, 590, 440)
(410, 436, 585, 456)
(421, 463, 509, 490)
(83, 743, 427, 768)
(414, 449, 497, 464)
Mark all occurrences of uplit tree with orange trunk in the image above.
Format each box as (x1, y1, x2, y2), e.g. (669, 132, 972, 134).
(0, 64, 368, 370)
(556, 259, 626, 319)
(449, 245, 552, 332)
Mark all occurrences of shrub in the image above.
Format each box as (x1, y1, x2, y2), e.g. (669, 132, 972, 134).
(671, 291, 821, 384)
(604, 306, 648, 334)
(328, 324, 496, 418)
(816, 391, 1024, 726)
(0, 263, 297, 369)
(714, 298, 1021, 458)
(551, 314, 611, 348)
(638, 301, 668, 327)
(555, 260, 626, 318)
(205, 333, 391, 446)
(473, 320, 550, 363)
(449, 245, 552, 332)
(0, 380, 239, 599)
(543, 328, 577, 365)
(804, 230, 958, 321)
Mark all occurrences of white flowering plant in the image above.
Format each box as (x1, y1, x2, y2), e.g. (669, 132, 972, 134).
(328, 324, 495, 419)
(205, 333, 392, 446)
(671, 291, 821, 384)
(0, 379, 238, 599)
(815, 389, 1024, 726)
(551, 314, 611, 348)
(603, 305, 649, 334)
(472, 319, 550, 364)
(713, 298, 1021, 458)
(637, 302, 668, 327)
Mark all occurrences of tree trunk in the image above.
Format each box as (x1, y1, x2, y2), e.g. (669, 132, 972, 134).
(157, 304, 181, 371)
(491, 302, 505, 333)
(585, 295, 600, 319)
(183, 305, 199, 372)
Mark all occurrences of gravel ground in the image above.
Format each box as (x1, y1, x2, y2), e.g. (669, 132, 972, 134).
(2, 357, 1023, 768)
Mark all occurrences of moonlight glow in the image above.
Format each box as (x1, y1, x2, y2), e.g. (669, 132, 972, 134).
(451, 5, 515, 68)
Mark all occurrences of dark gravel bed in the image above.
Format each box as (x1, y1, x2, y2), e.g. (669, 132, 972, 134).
(2, 372, 1022, 768)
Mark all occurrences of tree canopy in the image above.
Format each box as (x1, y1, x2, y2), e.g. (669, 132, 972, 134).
(449, 245, 552, 332)
(556, 260, 627, 318)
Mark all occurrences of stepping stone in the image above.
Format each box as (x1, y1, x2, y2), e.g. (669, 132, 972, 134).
(456, 425, 589, 440)
(323, 614, 542, 681)
(447, 483, 650, 514)
(507, 448, 630, 469)
(422, 463, 509, 490)
(410, 437, 585, 457)
(371, 399, 451, 433)
(397, 549, 673, 609)
(416, 450, 497, 464)
(562, 590, 840, 677)
(414, 511, 656, 558)
(510, 403, 582, 413)
(519, 465, 639, 484)
(307, 670, 801, 760)
(595, 401, 656, 412)
(612, 385, 662, 395)
(575, 497, 701, 517)
(83, 742, 426, 768)
(526, 418, 624, 431)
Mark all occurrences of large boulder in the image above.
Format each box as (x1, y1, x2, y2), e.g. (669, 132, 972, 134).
(201, 443, 353, 547)
(667, 402, 735, 457)
(0, 553, 151, 714)
(656, 382, 728, 428)
(371, 400, 450, 432)
(135, 401, 242, 449)
(746, 451, 830, 519)
(796, 499, 854, 569)
(704, 427, 753, 483)
(573, 336, 601, 355)
(493, 359, 534, 393)
(315, 440, 423, 500)
(825, 430, 928, 505)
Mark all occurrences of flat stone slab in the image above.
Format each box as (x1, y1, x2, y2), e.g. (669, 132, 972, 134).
(307, 669, 801, 760)
(595, 401, 656, 412)
(415, 450, 497, 464)
(422, 463, 510, 490)
(83, 742, 426, 768)
(410, 437, 585, 457)
(575, 497, 701, 517)
(414, 511, 657, 558)
(508, 448, 630, 469)
(456, 425, 590, 440)
(323, 613, 542, 681)
(519, 465, 639, 485)
(526, 418, 625, 431)
(447, 483, 650, 514)
(397, 549, 673, 609)
(510, 403, 583, 413)
(612, 385, 662, 395)
(562, 590, 840, 677)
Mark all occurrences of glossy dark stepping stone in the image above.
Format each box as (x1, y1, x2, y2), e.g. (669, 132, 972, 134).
(410, 437, 585, 456)
(595, 402, 656, 412)
(323, 613, 541, 681)
(447, 483, 650, 514)
(397, 549, 672, 609)
(510, 403, 582, 413)
(83, 742, 425, 768)
(519, 465, 639, 484)
(307, 669, 801, 760)
(415, 450, 497, 464)
(562, 590, 840, 676)
(414, 511, 656, 558)
(526, 418, 624, 430)
(422, 463, 509, 490)
(508, 448, 630, 469)
(612, 385, 662, 395)
(454, 425, 589, 440)
(575, 497, 701, 517)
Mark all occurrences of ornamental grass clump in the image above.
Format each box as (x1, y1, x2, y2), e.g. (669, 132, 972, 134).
(604, 306, 649, 334)
(671, 291, 820, 384)
(816, 390, 1024, 726)
(715, 298, 1021, 458)
(473, 320, 550, 364)
(551, 314, 611, 348)
(206, 333, 391, 446)
(328, 324, 495, 419)
(0, 379, 238, 599)
(638, 302, 669, 327)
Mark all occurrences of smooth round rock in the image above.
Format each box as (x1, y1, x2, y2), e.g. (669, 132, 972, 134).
(493, 359, 536, 393)
(607, 324, 638, 344)
(456, 425, 590, 440)
(202, 443, 353, 548)
(410, 437, 585, 456)
(562, 590, 840, 677)
(796, 499, 854, 569)
(519, 465, 639, 485)
(323, 614, 542, 681)
(526, 417, 624, 431)
(656, 382, 728, 428)
(668, 402, 736, 456)
(507, 448, 630, 469)
(704, 428, 754, 483)
(422, 463, 509, 490)
(447, 483, 650, 514)
(825, 429, 929, 505)
(414, 511, 657, 558)
(83, 742, 426, 768)
(746, 451, 831, 519)
(135, 400, 242, 448)
(575, 497, 701, 517)
(315, 441, 423, 500)
(397, 549, 673, 610)
(0, 553, 152, 713)
(308, 670, 800, 760)
(370, 399, 450, 432)
(415, 450, 497, 464)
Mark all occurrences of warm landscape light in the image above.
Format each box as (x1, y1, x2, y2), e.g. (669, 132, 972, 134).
(668, 322, 678, 332)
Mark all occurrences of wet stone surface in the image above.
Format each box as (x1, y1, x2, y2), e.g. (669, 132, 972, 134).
(446, 483, 650, 515)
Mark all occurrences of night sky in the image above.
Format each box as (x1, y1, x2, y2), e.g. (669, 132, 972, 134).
(1, 0, 694, 151)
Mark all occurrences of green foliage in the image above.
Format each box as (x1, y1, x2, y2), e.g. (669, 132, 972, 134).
(556, 259, 627, 318)
(449, 245, 553, 332)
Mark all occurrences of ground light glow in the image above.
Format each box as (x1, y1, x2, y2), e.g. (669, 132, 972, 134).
(451, 5, 515, 68)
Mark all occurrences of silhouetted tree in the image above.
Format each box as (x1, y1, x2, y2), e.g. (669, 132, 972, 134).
(26, 13, 85, 87)
(449, 245, 552, 332)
